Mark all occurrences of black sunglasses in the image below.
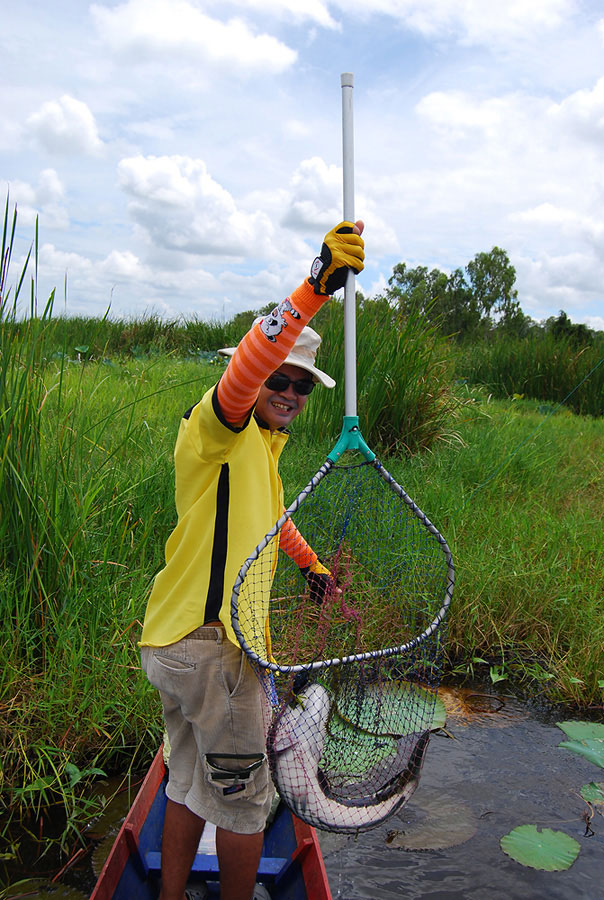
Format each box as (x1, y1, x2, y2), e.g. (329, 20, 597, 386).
(264, 372, 316, 396)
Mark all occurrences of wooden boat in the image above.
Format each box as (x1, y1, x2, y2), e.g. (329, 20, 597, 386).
(90, 747, 332, 899)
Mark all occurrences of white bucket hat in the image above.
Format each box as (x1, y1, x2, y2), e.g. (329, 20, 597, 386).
(219, 318, 336, 388)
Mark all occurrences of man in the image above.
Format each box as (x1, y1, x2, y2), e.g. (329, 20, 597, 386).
(140, 220, 365, 900)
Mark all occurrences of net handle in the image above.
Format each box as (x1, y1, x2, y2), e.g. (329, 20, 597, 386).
(341, 73, 356, 418)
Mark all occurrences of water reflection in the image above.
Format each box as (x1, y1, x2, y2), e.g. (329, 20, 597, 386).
(319, 690, 604, 899)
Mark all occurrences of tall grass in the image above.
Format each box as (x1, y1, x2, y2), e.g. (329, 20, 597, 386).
(303, 297, 460, 455)
(0, 351, 220, 860)
(457, 331, 604, 416)
(0, 204, 224, 855)
(386, 391, 604, 707)
(7, 310, 250, 361)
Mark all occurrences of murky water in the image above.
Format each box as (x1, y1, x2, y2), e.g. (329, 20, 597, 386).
(3, 687, 603, 898)
(319, 689, 604, 900)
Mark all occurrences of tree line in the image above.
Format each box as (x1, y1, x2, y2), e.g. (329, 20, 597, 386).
(373, 246, 599, 345)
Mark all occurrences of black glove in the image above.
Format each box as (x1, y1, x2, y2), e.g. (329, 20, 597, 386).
(309, 221, 364, 296)
(292, 669, 310, 698)
(300, 560, 334, 604)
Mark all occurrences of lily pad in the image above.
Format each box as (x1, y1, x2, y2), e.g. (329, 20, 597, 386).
(500, 825, 580, 871)
(335, 679, 446, 737)
(558, 739, 604, 769)
(557, 721, 604, 768)
(557, 721, 604, 741)
(580, 782, 604, 808)
(322, 707, 398, 776)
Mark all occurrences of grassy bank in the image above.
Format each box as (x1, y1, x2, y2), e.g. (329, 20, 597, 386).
(2, 356, 602, 808)
(388, 390, 604, 704)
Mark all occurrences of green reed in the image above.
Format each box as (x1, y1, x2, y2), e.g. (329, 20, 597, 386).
(457, 331, 604, 416)
(9, 309, 247, 361)
(0, 204, 225, 852)
(0, 351, 219, 858)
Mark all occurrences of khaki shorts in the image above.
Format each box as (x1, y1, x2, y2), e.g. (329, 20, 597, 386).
(141, 626, 273, 834)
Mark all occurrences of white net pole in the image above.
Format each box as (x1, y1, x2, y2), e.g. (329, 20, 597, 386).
(341, 72, 356, 418)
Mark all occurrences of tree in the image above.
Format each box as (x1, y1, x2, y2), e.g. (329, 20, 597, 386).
(386, 263, 481, 338)
(387, 263, 449, 319)
(440, 267, 481, 337)
(465, 246, 520, 325)
(546, 310, 594, 346)
(385, 245, 528, 340)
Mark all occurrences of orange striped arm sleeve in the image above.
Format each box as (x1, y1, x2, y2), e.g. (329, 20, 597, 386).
(217, 279, 326, 425)
(279, 516, 331, 579)
(279, 516, 318, 569)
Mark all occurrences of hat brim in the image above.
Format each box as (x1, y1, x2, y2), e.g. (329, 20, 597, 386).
(218, 347, 336, 389)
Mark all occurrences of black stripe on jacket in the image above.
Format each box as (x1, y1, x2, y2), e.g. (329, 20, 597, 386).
(204, 463, 230, 623)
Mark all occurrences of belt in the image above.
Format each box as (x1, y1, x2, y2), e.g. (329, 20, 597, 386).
(187, 623, 225, 640)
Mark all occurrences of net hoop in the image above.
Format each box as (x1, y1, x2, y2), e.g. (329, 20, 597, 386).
(231, 456, 454, 674)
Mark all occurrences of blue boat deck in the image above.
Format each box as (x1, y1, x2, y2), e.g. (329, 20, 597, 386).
(91, 749, 331, 900)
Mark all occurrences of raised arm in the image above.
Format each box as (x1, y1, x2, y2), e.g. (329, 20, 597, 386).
(216, 221, 364, 426)
(217, 281, 321, 425)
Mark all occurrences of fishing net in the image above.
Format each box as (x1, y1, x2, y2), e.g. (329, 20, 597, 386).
(232, 458, 453, 833)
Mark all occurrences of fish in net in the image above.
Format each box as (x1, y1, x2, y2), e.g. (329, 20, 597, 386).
(231, 457, 453, 832)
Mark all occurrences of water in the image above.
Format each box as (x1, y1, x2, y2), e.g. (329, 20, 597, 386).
(3, 688, 603, 898)
(318, 690, 604, 899)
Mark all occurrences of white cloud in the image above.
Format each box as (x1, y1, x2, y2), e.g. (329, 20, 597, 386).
(547, 76, 604, 142)
(329, 0, 574, 45)
(40, 243, 94, 277)
(3, 0, 602, 327)
(214, 0, 338, 29)
(585, 315, 604, 330)
(403, 79, 604, 258)
(283, 119, 313, 140)
(416, 91, 526, 141)
(26, 95, 103, 156)
(367, 271, 388, 299)
(5, 170, 68, 229)
(514, 249, 603, 323)
(509, 189, 604, 284)
(511, 203, 604, 245)
(30, 240, 223, 319)
(117, 154, 277, 258)
(36, 169, 65, 205)
(281, 157, 342, 230)
(101, 249, 148, 281)
(91, 0, 297, 72)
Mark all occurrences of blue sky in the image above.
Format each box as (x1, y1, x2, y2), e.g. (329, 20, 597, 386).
(2, 0, 603, 329)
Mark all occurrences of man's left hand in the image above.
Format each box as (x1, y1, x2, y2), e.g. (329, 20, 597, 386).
(300, 560, 335, 604)
(309, 220, 365, 296)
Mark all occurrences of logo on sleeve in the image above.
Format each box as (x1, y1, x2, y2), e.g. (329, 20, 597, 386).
(259, 298, 301, 343)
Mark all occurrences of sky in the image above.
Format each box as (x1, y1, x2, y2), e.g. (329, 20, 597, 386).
(2, 0, 604, 330)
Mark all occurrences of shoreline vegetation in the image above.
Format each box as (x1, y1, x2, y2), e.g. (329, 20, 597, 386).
(1, 207, 603, 865)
